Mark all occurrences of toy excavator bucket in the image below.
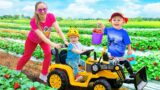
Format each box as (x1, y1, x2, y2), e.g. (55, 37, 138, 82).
(134, 66, 147, 90)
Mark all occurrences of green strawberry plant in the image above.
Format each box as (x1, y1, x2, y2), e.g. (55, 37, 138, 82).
(0, 65, 56, 90)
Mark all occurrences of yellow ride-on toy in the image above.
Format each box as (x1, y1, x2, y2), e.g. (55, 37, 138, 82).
(47, 47, 147, 90)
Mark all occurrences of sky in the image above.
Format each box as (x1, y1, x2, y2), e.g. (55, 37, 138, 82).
(0, 0, 160, 18)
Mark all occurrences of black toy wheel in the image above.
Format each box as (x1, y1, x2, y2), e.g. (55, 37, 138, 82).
(47, 69, 69, 90)
(93, 79, 111, 90)
(110, 79, 123, 89)
(91, 63, 101, 74)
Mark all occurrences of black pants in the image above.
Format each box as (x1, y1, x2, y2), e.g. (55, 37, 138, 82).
(119, 60, 133, 75)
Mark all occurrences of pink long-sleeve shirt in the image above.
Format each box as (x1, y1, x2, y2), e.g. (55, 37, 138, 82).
(28, 13, 56, 43)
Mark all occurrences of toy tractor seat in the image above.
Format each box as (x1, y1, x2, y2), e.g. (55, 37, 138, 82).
(51, 47, 94, 65)
(59, 49, 67, 64)
(51, 48, 68, 64)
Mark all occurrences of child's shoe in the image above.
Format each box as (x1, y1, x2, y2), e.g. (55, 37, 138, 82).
(78, 65, 84, 72)
(75, 74, 83, 82)
(129, 73, 136, 78)
(39, 73, 47, 82)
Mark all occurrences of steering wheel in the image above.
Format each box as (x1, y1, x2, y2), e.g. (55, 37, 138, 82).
(81, 49, 94, 56)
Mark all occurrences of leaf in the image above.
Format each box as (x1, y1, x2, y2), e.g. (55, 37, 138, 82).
(6, 88, 13, 90)
(33, 82, 40, 87)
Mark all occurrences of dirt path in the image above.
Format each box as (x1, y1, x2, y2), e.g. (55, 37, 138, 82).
(0, 51, 43, 82)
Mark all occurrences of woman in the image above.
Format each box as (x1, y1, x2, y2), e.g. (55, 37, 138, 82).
(16, 1, 68, 82)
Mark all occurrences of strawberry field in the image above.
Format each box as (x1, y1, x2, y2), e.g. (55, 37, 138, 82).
(0, 18, 160, 89)
(0, 65, 56, 90)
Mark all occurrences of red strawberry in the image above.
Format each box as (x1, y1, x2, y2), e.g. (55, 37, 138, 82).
(93, 28, 102, 34)
(93, 28, 97, 33)
(127, 57, 134, 61)
(153, 62, 157, 66)
(136, 43, 139, 47)
(14, 82, 20, 89)
(133, 48, 136, 51)
(98, 30, 102, 34)
(4, 74, 10, 79)
(140, 48, 144, 51)
(156, 76, 159, 81)
(93, 29, 96, 33)
(30, 86, 36, 90)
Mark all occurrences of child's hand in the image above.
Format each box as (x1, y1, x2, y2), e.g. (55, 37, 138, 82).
(127, 50, 132, 55)
(97, 22, 105, 29)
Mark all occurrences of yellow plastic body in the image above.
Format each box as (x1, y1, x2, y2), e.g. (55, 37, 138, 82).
(48, 57, 120, 88)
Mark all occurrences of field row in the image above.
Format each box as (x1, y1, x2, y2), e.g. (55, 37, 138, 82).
(0, 29, 160, 51)
(0, 25, 160, 38)
(0, 19, 160, 28)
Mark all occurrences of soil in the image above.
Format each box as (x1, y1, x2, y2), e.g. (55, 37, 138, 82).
(0, 51, 128, 90)
(0, 51, 42, 82)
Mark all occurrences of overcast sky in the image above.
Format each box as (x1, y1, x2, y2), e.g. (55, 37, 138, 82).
(0, 0, 160, 18)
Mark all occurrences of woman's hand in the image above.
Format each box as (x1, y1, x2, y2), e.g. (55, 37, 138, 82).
(51, 43, 61, 49)
(64, 40, 69, 46)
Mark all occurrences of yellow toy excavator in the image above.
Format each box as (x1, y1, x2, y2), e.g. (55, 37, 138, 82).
(47, 46, 147, 90)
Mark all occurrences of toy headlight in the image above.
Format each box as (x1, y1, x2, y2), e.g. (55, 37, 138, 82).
(92, 64, 99, 72)
(91, 63, 100, 74)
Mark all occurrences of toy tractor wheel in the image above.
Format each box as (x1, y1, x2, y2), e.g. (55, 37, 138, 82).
(47, 69, 69, 90)
(93, 79, 111, 90)
(110, 79, 123, 89)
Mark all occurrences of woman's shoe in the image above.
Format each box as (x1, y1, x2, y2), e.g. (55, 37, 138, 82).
(39, 73, 47, 82)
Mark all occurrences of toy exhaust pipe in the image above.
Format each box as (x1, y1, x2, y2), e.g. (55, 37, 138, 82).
(134, 66, 147, 90)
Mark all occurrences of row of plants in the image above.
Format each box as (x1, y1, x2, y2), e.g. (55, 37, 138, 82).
(0, 39, 44, 60)
(1, 19, 160, 28)
(0, 30, 160, 51)
(132, 53, 160, 81)
(0, 23, 30, 30)
(0, 24, 160, 38)
(0, 65, 56, 90)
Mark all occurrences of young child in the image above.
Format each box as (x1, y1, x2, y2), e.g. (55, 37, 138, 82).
(66, 27, 85, 82)
(98, 12, 135, 78)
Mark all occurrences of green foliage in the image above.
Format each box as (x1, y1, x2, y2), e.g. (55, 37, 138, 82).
(0, 65, 56, 90)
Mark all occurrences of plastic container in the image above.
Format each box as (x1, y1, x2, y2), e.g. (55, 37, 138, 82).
(125, 54, 137, 65)
(92, 32, 103, 44)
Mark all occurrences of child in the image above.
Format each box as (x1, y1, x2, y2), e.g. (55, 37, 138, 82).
(66, 27, 85, 82)
(98, 12, 135, 78)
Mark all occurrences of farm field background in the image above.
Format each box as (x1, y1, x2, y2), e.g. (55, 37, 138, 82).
(0, 18, 160, 89)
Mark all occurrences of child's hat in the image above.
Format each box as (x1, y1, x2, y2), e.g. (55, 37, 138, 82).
(109, 12, 128, 23)
(67, 27, 80, 37)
